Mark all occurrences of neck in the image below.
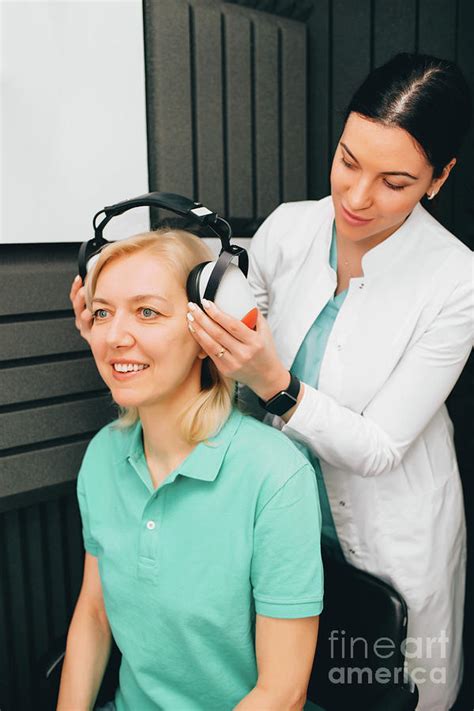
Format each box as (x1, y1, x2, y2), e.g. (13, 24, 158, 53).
(138, 361, 203, 474)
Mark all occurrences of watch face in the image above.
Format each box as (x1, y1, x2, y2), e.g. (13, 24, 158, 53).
(266, 392, 297, 416)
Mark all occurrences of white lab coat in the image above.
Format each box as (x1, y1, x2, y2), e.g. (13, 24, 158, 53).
(247, 196, 473, 711)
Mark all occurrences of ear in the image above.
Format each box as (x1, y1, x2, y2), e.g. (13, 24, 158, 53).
(427, 158, 456, 198)
(197, 350, 208, 361)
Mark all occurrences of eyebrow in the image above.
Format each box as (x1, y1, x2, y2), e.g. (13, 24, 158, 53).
(340, 142, 419, 180)
(92, 294, 170, 305)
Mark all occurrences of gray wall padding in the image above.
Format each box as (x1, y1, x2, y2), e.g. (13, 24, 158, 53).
(144, 0, 307, 224)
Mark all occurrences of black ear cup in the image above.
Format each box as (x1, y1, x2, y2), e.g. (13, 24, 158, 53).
(186, 261, 211, 306)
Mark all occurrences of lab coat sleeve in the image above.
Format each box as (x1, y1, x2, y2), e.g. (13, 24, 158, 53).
(248, 204, 286, 317)
(280, 275, 473, 477)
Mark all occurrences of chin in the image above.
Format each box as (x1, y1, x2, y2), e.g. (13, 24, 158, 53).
(111, 395, 141, 409)
(107, 386, 145, 408)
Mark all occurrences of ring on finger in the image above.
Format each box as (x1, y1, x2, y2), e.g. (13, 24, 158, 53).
(215, 347, 226, 358)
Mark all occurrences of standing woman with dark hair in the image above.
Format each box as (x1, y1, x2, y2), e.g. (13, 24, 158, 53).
(71, 54, 473, 710)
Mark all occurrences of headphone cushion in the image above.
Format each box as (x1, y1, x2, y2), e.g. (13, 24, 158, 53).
(186, 262, 210, 306)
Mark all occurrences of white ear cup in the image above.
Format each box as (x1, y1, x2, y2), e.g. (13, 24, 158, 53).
(199, 262, 258, 328)
(86, 253, 100, 274)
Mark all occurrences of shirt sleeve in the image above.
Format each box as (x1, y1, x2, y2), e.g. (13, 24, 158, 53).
(281, 275, 473, 477)
(251, 463, 324, 618)
(77, 465, 100, 556)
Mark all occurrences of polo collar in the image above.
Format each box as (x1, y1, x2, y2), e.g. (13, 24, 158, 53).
(124, 408, 244, 484)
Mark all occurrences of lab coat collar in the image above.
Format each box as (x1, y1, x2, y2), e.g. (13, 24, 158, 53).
(360, 202, 424, 276)
(322, 197, 424, 276)
(271, 199, 426, 370)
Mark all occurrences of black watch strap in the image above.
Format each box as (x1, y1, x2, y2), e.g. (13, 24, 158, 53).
(258, 372, 301, 416)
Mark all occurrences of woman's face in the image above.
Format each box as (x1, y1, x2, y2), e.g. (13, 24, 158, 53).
(330, 112, 444, 244)
(88, 251, 205, 412)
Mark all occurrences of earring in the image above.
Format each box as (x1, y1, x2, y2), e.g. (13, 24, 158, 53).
(427, 191, 437, 200)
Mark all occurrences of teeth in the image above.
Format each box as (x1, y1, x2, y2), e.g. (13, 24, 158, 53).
(113, 363, 149, 372)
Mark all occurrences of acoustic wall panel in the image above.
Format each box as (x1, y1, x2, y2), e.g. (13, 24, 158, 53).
(331, 0, 371, 156)
(454, 0, 474, 249)
(0, 395, 114, 451)
(0, 358, 103, 407)
(373, 0, 417, 66)
(144, 0, 308, 231)
(0, 245, 113, 508)
(306, 0, 332, 199)
(254, 19, 280, 215)
(0, 317, 84, 361)
(280, 20, 307, 202)
(144, 0, 195, 199)
(225, 9, 254, 217)
(193, 2, 226, 213)
(0, 495, 84, 709)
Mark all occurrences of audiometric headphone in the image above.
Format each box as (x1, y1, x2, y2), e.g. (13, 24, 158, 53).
(78, 192, 258, 329)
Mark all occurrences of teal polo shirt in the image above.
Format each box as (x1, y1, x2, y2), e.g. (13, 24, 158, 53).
(77, 408, 324, 711)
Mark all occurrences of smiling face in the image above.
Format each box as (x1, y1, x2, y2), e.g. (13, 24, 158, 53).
(330, 112, 451, 245)
(88, 250, 206, 414)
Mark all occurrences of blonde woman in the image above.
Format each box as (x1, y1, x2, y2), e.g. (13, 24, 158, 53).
(59, 230, 323, 711)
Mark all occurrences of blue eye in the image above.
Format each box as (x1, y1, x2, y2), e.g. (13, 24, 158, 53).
(93, 308, 109, 319)
(141, 307, 159, 318)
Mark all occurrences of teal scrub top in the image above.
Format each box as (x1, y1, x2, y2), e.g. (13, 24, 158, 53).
(77, 408, 324, 711)
(291, 224, 346, 561)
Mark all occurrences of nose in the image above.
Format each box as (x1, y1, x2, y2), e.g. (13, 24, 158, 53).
(105, 314, 135, 349)
(346, 174, 373, 211)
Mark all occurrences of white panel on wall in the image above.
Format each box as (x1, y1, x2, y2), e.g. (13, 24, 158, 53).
(0, 0, 149, 243)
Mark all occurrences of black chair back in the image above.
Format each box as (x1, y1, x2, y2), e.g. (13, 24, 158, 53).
(308, 551, 417, 710)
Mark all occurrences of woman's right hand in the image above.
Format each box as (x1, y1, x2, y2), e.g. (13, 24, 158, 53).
(70, 275, 93, 344)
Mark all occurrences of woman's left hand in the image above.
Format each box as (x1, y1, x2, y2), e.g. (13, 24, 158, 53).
(187, 300, 291, 401)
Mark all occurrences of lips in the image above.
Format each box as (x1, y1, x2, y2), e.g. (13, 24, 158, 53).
(111, 366, 149, 382)
(341, 204, 374, 225)
(109, 361, 150, 381)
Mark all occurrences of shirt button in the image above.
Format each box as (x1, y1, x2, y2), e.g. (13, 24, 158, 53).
(359, 283, 365, 289)
(349, 548, 356, 554)
(146, 520, 156, 530)
(339, 500, 346, 506)
(337, 344, 342, 351)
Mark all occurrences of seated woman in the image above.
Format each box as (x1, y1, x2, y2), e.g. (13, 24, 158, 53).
(57, 229, 324, 711)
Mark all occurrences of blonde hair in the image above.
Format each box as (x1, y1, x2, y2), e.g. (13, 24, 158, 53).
(85, 229, 236, 443)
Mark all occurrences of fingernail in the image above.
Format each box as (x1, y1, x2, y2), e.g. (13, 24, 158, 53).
(202, 299, 212, 309)
(187, 302, 196, 311)
(187, 312, 195, 322)
(74, 275, 81, 283)
(188, 323, 195, 333)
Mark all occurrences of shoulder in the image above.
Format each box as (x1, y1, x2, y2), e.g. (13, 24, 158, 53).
(252, 196, 333, 242)
(230, 411, 315, 492)
(411, 204, 472, 283)
(249, 197, 333, 277)
(78, 419, 135, 478)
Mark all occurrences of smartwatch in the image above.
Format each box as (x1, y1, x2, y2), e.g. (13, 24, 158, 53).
(258, 372, 301, 416)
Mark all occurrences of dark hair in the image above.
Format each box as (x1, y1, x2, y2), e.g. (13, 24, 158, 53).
(345, 53, 472, 178)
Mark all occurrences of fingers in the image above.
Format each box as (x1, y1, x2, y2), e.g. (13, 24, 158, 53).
(189, 325, 230, 369)
(186, 304, 239, 357)
(69, 275, 82, 302)
(187, 299, 256, 350)
(70, 275, 93, 341)
(198, 300, 255, 343)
